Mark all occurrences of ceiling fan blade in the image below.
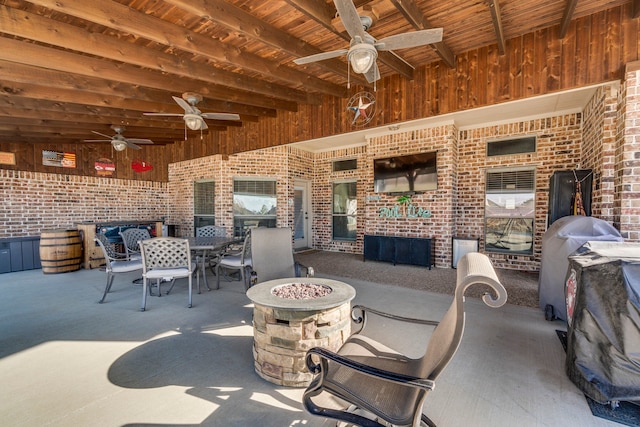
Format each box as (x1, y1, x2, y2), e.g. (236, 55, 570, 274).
(125, 138, 154, 145)
(173, 96, 197, 114)
(125, 141, 142, 150)
(200, 120, 209, 130)
(84, 139, 111, 142)
(201, 113, 240, 121)
(333, 0, 367, 40)
(364, 62, 380, 83)
(375, 28, 443, 51)
(91, 130, 114, 139)
(143, 112, 184, 117)
(294, 49, 349, 65)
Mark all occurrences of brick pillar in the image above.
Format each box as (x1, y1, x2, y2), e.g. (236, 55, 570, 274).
(614, 62, 640, 241)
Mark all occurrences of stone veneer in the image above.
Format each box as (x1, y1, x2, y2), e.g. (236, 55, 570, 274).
(251, 302, 351, 387)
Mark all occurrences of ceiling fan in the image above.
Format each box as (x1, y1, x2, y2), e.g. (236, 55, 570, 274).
(294, 0, 443, 84)
(144, 92, 240, 134)
(84, 125, 154, 151)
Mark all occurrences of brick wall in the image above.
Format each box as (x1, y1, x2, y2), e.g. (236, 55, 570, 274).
(0, 169, 167, 238)
(614, 61, 640, 241)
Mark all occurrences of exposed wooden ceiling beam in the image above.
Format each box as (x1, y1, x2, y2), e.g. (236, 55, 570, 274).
(162, 0, 370, 87)
(634, 0, 640, 18)
(388, 0, 455, 68)
(487, 0, 506, 55)
(283, 0, 415, 80)
(0, 40, 281, 117)
(0, 5, 310, 109)
(23, 0, 347, 98)
(559, 0, 579, 38)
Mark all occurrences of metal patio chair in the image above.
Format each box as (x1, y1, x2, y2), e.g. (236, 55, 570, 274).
(302, 252, 508, 427)
(119, 227, 151, 260)
(139, 237, 199, 311)
(95, 233, 143, 304)
(215, 229, 252, 290)
(195, 225, 227, 274)
(246, 227, 313, 286)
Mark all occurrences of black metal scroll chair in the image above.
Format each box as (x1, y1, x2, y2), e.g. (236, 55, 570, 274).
(139, 237, 199, 311)
(195, 225, 227, 274)
(119, 227, 151, 260)
(215, 229, 252, 290)
(246, 227, 313, 286)
(95, 233, 143, 304)
(302, 252, 508, 427)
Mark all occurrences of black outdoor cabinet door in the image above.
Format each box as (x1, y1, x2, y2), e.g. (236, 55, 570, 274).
(410, 238, 432, 268)
(395, 238, 412, 265)
(548, 170, 593, 226)
(363, 235, 380, 261)
(379, 236, 396, 264)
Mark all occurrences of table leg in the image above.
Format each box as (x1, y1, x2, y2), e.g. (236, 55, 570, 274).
(201, 249, 211, 291)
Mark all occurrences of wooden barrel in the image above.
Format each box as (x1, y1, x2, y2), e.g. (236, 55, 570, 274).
(39, 229, 83, 274)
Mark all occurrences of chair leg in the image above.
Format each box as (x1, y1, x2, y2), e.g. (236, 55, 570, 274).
(215, 263, 221, 290)
(188, 275, 193, 308)
(99, 273, 115, 303)
(141, 278, 148, 311)
(420, 413, 436, 427)
(167, 278, 177, 295)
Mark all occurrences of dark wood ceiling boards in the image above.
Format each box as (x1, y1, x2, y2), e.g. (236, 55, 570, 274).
(0, 0, 637, 157)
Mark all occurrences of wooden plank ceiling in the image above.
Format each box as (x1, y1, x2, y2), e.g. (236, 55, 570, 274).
(0, 0, 636, 149)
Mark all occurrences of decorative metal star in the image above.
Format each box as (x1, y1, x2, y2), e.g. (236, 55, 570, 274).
(348, 96, 375, 125)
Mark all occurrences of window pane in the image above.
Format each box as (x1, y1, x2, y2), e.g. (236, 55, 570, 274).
(485, 193, 535, 218)
(333, 216, 357, 240)
(194, 181, 215, 215)
(233, 179, 277, 237)
(333, 182, 357, 241)
(333, 182, 357, 215)
(233, 194, 277, 215)
(485, 218, 534, 254)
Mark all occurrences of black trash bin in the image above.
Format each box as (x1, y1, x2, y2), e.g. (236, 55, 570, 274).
(565, 241, 640, 405)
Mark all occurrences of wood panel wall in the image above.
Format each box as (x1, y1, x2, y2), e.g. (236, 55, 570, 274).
(2, 4, 639, 180)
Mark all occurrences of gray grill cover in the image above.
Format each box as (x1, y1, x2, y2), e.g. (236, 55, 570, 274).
(538, 216, 622, 320)
(565, 241, 640, 404)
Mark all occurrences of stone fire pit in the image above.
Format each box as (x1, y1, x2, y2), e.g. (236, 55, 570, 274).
(246, 278, 356, 387)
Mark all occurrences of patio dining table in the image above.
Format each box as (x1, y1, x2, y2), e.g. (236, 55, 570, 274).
(187, 236, 242, 291)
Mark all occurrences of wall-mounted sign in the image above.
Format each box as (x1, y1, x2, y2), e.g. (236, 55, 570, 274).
(42, 150, 76, 168)
(95, 158, 115, 177)
(131, 159, 153, 173)
(347, 91, 376, 126)
(378, 195, 432, 219)
(0, 151, 16, 165)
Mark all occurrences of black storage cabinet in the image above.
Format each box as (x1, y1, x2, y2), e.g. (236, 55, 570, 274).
(363, 235, 433, 269)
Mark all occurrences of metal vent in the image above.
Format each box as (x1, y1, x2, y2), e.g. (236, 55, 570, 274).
(233, 180, 276, 195)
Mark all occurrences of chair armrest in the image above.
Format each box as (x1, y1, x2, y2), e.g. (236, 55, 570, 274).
(295, 261, 314, 277)
(305, 347, 435, 391)
(351, 304, 440, 327)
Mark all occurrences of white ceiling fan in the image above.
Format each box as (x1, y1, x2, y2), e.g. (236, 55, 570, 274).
(294, 0, 443, 84)
(84, 125, 154, 151)
(144, 92, 240, 136)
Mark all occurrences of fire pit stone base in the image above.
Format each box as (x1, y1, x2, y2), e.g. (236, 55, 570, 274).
(252, 303, 351, 387)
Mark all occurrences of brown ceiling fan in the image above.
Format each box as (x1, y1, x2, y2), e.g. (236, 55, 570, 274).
(294, 0, 443, 83)
(143, 92, 240, 134)
(84, 125, 154, 151)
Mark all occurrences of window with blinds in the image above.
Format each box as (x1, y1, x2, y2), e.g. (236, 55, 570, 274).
(485, 168, 535, 254)
(194, 180, 215, 230)
(233, 179, 277, 237)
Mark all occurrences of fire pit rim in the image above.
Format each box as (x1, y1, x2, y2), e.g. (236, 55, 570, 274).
(246, 277, 356, 311)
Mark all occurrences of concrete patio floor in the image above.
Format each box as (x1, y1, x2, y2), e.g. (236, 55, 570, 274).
(0, 264, 620, 426)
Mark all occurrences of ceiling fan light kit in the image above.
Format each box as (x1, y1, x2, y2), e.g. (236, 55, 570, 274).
(348, 43, 377, 74)
(184, 114, 204, 131)
(112, 140, 128, 151)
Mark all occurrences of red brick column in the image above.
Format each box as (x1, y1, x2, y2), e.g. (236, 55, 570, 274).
(615, 61, 640, 241)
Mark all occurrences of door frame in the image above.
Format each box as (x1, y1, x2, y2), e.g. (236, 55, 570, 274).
(293, 180, 312, 250)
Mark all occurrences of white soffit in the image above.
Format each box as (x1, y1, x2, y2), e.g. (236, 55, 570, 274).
(290, 82, 613, 153)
